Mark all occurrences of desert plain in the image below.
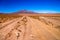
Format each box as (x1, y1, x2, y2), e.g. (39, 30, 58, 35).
(0, 13, 60, 40)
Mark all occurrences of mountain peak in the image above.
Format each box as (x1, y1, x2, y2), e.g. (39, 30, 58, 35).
(19, 9, 29, 13)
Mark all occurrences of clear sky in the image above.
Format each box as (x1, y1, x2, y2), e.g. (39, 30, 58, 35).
(0, 0, 60, 13)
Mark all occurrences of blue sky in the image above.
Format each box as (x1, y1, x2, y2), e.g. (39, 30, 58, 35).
(0, 0, 60, 13)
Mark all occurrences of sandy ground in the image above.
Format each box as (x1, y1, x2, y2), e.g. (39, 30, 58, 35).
(0, 15, 60, 40)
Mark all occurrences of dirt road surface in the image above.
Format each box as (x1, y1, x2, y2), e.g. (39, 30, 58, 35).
(0, 15, 60, 40)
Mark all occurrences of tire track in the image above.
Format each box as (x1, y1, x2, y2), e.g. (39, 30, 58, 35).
(27, 17, 59, 40)
(0, 16, 25, 40)
(0, 17, 20, 29)
(22, 16, 32, 40)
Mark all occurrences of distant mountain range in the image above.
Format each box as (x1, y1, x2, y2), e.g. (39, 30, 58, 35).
(0, 10, 36, 14)
(0, 10, 60, 15)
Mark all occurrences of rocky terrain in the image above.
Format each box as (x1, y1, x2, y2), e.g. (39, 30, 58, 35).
(0, 11, 60, 40)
